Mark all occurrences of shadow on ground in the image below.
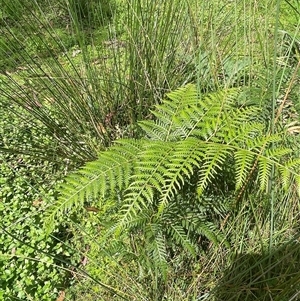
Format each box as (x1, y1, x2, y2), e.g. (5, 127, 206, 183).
(214, 240, 300, 301)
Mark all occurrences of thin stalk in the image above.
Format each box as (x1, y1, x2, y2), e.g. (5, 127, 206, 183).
(269, 0, 281, 258)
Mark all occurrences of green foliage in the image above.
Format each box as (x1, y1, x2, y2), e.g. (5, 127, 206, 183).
(0, 0, 196, 163)
(0, 105, 76, 300)
(67, 0, 115, 28)
(48, 84, 300, 222)
(45, 84, 300, 298)
(215, 239, 300, 300)
(0, 0, 299, 299)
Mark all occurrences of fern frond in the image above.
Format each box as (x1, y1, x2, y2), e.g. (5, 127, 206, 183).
(168, 224, 197, 257)
(116, 141, 175, 232)
(189, 218, 226, 247)
(234, 150, 255, 190)
(145, 223, 168, 279)
(46, 84, 300, 263)
(246, 134, 281, 151)
(157, 138, 204, 214)
(45, 139, 142, 232)
(139, 85, 241, 142)
(278, 158, 300, 191)
(258, 155, 274, 192)
(197, 144, 232, 195)
(139, 84, 199, 141)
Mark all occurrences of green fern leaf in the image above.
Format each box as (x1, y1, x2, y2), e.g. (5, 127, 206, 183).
(45, 139, 142, 232)
(279, 158, 300, 191)
(145, 223, 168, 279)
(197, 144, 232, 196)
(46, 83, 300, 262)
(234, 150, 255, 190)
(168, 224, 197, 257)
(157, 138, 204, 214)
(258, 155, 274, 192)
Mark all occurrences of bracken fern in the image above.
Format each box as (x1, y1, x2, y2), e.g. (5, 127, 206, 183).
(45, 84, 300, 277)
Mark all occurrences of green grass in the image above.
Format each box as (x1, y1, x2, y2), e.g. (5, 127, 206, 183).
(0, 0, 299, 300)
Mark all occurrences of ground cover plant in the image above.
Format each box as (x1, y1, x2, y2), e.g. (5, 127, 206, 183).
(0, 0, 299, 300)
(0, 102, 78, 299)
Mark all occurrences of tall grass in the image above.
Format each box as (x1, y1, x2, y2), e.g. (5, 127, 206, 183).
(0, 0, 300, 300)
(1, 0, 199, 161)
